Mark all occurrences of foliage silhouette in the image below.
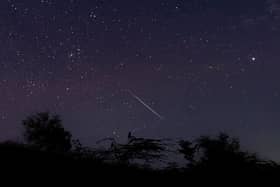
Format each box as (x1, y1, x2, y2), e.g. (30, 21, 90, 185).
(1, 112, 279, 182)
(179, 140, 197, 163)
(178, 133, 277, 174)
(22, 112, 72, 152)
(97, 132, 166, 165)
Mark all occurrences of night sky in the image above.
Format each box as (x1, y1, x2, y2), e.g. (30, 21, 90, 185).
(1, 0, 280, 160)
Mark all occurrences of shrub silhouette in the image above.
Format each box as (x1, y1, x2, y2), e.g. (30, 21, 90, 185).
(179, 133, 266, 172)
(22, 112, 72, 152)
(98, 132, 166, 165)
(0, 111, 278, 182)
(179, 140, 197, 164)
(15, 112, 280, 178)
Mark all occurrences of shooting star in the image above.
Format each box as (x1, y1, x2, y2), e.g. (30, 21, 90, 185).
(127, 89, 164, 120)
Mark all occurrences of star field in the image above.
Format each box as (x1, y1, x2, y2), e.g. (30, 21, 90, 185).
(1, 0, 280, 160)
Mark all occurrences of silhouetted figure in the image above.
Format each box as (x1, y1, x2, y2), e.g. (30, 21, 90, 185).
(128, 131, 137, 143)
(128, 132, 132, 139)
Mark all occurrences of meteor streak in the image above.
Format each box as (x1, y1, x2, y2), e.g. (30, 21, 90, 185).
(127, 89, 164, 120)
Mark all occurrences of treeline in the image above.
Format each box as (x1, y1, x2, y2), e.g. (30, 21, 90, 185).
(0, 112, 279, 182)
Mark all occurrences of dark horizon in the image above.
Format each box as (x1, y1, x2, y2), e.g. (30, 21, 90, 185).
(1, 0, 280, 161)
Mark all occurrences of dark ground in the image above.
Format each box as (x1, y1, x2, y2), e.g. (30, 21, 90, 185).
(1, 143, 279, 185)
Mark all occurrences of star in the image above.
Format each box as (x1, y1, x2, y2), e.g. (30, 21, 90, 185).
(251, 57, 256, 62)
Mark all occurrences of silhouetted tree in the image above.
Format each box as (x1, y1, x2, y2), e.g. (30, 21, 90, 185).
(98, 133, 166, 165)
(178, 140, 197, 163)
(179, 133, 265, 172)
(196, 133, 257, 169)
(118, 137, 165, 164)
(22, 112, 72, 152)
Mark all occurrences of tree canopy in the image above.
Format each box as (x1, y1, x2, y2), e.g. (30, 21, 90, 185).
(22, 112, 72, 152)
